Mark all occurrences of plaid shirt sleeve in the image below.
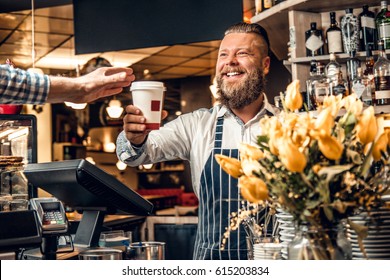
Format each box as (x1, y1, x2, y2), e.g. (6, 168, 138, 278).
(0, 64, 49, 104)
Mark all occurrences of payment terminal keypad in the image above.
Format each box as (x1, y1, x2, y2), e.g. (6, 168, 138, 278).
(42, 210, 65, 225)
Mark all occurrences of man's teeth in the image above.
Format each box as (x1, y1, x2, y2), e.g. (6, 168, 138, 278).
(226, 72, 240, 77)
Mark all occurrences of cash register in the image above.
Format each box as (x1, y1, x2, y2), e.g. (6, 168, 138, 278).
(11, 159, 153, 260)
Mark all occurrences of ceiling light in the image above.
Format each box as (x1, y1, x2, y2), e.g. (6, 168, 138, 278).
(116, 160, 127, 171)
(103, 142, 116, 153)
(85, 157, 96, 165)
(142, 164, 153, 170)
(106, 99, 124, 118)
(64, 102, 87, 110)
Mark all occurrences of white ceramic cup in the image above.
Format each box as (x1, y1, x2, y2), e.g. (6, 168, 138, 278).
(130, 81, 165, 131)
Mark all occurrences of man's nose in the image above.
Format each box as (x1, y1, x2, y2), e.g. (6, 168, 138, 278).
(225, 54, 238, 65)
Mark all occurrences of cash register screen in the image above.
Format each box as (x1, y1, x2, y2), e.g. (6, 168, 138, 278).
(24, 159, 153, 215)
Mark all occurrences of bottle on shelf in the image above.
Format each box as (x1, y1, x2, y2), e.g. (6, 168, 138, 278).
(352, 68, 368, 99)
(263, 0, 273, 10)
(341, 8, 360, 54)
(346, 51, 361, 88)
(359, 5, 377, 51)
(376, 1, 390, 50)
(364, 44, 375, 77)
(307, 62, 330, 109)
(374, 40, 390, 105)
(354, 67, 374, 105)
(255, 0, 263, 15)
(326, 12, 343, 54)
(325, 53, 341, 87)
(306, 60, 318, 111)
(332, 71, 349, 97)
(305, 22, 325, 57)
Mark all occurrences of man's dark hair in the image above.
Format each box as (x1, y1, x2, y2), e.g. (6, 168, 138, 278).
(224, 22, 270, 57)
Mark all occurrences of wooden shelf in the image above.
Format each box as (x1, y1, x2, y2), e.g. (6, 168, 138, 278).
(251, 0, 379, 61)
(289, 50, 387, 64)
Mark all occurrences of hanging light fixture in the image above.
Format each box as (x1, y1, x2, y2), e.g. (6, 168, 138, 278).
(27, 0, 44, 75)
(106, 97, 124, 118)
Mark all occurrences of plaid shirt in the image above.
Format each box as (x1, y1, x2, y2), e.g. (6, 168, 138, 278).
(0, 64, 49, 104)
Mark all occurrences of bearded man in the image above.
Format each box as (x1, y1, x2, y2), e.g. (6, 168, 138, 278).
(116, 22, 278, 260)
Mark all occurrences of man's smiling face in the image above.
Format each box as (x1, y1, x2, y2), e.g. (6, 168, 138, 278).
(215, 32, 269, 109)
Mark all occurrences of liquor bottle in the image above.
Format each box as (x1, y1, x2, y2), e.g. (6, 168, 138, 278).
(363, 45, 375, 106)
(332, 71, 349, 97)
(356, 67, 374, 105)
(376, 1, 390, 50)
(359, 5, 377, 51)
(364, 44, 375, 77)
(341, 8, 360, 54)
(255, 0, 262, 15)
(325, 53, 341, 87)
(374, 40, 390, 105)
(306, 60, 318, 110)
(346, 51, 361, 88)
(307, 62, 330, 108)
(326, 12, 343, 54)
(305, 22, 325, 57)
(263, 0, 273, 10)
(352, 68, 367, 99)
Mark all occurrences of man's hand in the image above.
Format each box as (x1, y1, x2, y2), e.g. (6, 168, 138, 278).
(123, 105, 168, 145)
(47, 67, 135, 104)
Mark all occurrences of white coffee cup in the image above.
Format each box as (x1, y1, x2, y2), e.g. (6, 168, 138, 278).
(130, 81, 166, 131)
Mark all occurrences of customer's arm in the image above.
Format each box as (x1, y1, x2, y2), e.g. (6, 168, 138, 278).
(1, 64, 134, 104)
(47, 67, 135, 103)
(0, 64, 49, 104)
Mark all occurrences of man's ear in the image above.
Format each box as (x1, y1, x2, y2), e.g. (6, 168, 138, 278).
(262, 56, 271, 75)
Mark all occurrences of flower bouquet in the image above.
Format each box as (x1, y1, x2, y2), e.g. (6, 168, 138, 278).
(216, 80, 390, 259)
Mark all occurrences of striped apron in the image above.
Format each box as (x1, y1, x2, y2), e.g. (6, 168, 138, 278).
(193, 116, 247, 260)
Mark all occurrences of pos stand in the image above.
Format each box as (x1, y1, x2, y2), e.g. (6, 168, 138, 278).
(73, 210, 106, 247)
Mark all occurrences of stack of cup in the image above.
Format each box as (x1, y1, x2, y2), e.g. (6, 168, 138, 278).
(253, 242, 283, 260)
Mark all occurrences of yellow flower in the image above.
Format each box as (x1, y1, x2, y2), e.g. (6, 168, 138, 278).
(285, 80, 303, 111)
(315, 107, 334, 136)
(372, 132, 388, 161)
(356, 107, 377, 145)
(318, 133, 343, 160)
(215, 154, 243, 178)
(322, 94, 342, 116)
(238, 176, 269, 203)
(239, 143, 264, 161)
(278, 138, 307, 172)
(241, 158, 262, 177)
(343, 94, 363, 116)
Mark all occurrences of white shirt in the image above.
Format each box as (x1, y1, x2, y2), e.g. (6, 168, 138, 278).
(116, 94, 278, 196)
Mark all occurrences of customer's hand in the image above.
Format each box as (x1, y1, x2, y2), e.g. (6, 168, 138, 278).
(47, 67, 135, 103)
(123, 105, 168, 145)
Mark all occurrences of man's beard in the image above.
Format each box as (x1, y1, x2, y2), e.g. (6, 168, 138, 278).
(216, 68, 266, 110)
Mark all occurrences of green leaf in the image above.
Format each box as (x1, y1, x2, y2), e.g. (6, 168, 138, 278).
(323, 206, 334, 221)
(317, 164, 354, 185)
(340, 112, 357, 137)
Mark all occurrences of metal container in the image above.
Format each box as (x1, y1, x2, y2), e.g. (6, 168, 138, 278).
(78, 248, 123, 260)
(126, 241, 165, 260)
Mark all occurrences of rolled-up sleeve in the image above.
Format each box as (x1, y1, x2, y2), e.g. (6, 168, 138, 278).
(0, 65, 49, 104)
(116, 131, 146, 166)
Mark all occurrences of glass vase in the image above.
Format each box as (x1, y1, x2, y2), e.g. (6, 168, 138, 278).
(288, 223, 352, 260)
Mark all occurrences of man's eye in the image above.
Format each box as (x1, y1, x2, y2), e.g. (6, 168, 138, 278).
(237, 52, 249, 56)
(219, 53, 228, 57)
